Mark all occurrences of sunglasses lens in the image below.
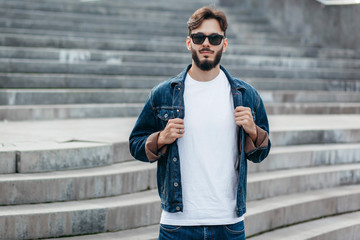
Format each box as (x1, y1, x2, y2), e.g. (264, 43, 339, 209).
(192, 34, 206, 44)
(209, 34, 223, 45)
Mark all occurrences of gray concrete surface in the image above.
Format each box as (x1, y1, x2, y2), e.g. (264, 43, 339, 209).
(222, 0, 360, 49)
(0, 161, 157, 205)
(251, 143, 360, 172)
(250, 211, 360, 240)
(0, 115, 359, 148)
(0, 189, 161, 239)
(42, 185, 360, 239)
(245, 185, 360, 236)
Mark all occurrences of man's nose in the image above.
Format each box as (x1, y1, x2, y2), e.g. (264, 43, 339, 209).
(202, 36, 211, 46)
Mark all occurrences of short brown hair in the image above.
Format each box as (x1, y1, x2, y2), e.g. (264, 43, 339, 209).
(187, 6, 228, 36)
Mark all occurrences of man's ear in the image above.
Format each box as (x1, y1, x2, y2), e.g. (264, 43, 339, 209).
(186, 36, 192, 51)
(222, 38, 228, 53)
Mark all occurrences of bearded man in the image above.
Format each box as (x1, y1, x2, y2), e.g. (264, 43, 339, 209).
(129, 6, 271, 240)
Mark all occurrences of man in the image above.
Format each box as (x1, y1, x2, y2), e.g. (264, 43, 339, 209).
(129, 6, 270, 240)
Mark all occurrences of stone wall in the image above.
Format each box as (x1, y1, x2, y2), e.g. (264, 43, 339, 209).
(220, 0, 360, 49)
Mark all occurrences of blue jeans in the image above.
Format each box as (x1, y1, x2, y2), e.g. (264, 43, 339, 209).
(158, 221, 245, 240)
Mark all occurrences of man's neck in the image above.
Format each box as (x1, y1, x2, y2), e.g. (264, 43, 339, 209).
(188, 63, 221, 82)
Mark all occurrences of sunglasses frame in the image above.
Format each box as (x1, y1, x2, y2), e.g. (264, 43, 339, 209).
(189, 33, 225, 46)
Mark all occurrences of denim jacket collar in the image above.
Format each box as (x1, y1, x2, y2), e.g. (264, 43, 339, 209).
(170, 64, 246, 92)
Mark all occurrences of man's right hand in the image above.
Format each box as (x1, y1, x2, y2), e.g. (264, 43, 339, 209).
(158, 118, 185, 148)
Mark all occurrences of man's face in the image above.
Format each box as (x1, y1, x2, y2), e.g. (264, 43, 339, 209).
(186, 18, 228, 71)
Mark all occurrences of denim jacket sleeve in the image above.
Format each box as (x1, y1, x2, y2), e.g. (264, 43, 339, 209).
(245, 91, 271, 163)
(129, 93, 166, 163)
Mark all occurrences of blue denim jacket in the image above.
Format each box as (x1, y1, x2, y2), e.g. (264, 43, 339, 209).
(129, 65, 271, 217)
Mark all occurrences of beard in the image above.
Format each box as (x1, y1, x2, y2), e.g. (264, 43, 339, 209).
(192, 46, 223, 71)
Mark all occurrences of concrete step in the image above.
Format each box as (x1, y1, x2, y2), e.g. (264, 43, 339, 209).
(0, 74, 168, 89)
(0, 117, 136, 173)
(43, 224, 159, 240)
(0, 189, 161, 239)
(0, 115, 359, 147)
(1, 73, 359, 92)
(245, 185, 360, 236)
(0, 27, 297, 47)
(0, 0, 217, 14)
(245, 78, 360, 91)
(2, 160, 359, 205)
(1, 103, 360, 121)
(0, 3, 276, 33)
(0, 1, 265, 27)
(0, 161, 156, 205)
(0, 89, 151, 105)
(0, 1, 196, 20)
(0, 8, 274, 36)
(26, 185, 360, 239)
(45, 212, 360, 240)
(270, 115, 360, 146)
(265, 102, 360, 115)
(1, 120, 359, 173)
(0, 33, 360, 58)
(0, 8, 199, 29)
(259, 90, 360, 103)
(1, 141, 114, 174)
(1, 120, 359, 172)
(0, 17, 281, 39)
(1, 116, 360, 173)
(250, 211, 360, 240)
(0, 103, 144, 121)
(0, 10, 274, 33)
(0, 20, 190, 38)
(247, 163, 360, 201)
(1, 89, 360, 105)
(249, 143, 360, 173)
(2, 47, 360, 70)
(1, 33, 359, 58)
(1, 59, 360, 79)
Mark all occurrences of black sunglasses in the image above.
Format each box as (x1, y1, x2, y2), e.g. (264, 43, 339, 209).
(190, 33, 225, 45)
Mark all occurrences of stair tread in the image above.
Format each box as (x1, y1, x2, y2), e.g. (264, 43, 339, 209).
(44, 211, 360, 239)
(0, 115, 359, 146)
(249, 162, 360, 181)
(2, 32, 359, 56)
(0, 189, 159, 216)
(42, 224, 160, 240)
(2, 46, 360, 68)
(247, 184, 360, 213)
(1, 160, 358, 189)
(270, 114, 360, 131)
(0, 161, 154, 181)
(1, 185, 358, 238)
(250, 211, 360, 240)
(0, 184, 357, 216)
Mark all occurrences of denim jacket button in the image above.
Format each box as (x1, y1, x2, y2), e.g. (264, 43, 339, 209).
(173, 157, 177, 162)
(176, 206, 180, 211)
(174, 182, 179, 187)
(164, 113, 168, 118)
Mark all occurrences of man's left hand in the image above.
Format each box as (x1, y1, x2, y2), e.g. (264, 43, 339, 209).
(234, 106, 257, 142)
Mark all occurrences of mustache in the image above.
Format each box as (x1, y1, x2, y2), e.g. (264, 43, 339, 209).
(199, 48, 214, 53)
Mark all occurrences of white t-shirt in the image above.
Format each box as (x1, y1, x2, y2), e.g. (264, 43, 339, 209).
(160, 70, 244, 226)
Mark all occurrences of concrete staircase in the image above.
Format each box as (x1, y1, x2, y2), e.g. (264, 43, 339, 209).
(0, 0, 359, 239)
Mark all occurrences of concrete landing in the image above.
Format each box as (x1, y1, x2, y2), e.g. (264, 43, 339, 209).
(0, 115, 359, 148)
(1, 115, 360, 148)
